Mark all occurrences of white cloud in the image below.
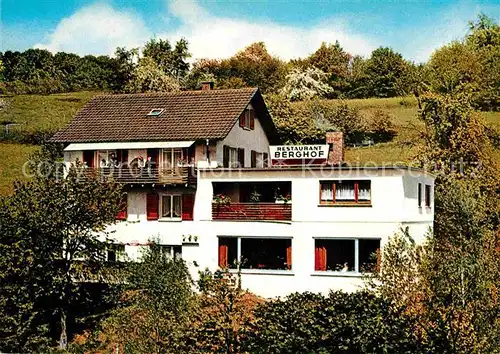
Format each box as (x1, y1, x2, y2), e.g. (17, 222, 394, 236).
(164, 0, 376, 60)
(33, 0, 377, 60)
(34, 3, 151, 55)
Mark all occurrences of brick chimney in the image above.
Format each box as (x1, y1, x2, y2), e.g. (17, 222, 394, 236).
(201, 81, 214, 90)
(326, 132, 344, 165)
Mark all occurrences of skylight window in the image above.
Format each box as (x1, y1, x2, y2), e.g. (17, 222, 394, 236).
(147, 109, 164, 117)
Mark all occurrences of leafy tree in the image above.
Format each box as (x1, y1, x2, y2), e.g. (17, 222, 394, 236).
(306, 41, 352, 96)
(142, 38, 191, 80)
(124, 57, 180, 93)
(281, 67, 332, 101)
(364, 47, 409, 97)
(187, 268, 263, 354)
(81, 242, 194, 353)
(0, 150, 122, 351)
(190, 43, 288, 93)
(112, 46, 139, 92)
(427, 41, 481, 94)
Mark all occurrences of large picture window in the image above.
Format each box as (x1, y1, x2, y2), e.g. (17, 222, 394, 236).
(218, 237, 292, 270)
(320, 180, 371, 205)
(160, 195, 182, 219)
(314, 238, 380, 273)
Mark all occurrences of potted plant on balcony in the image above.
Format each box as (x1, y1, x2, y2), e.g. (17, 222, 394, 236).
(182, 234, 199, 245)
(274, 186, 291, 204)
(213, 194, 231, 206)
(249, 188, 262, 203)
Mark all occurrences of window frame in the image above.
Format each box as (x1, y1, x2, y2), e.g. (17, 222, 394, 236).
(314, 237, 381, 274)
(159, 193, 182, 221)
(228, 147, 239, 167)
(97, 150, 118, 168)
(161, 148, 184, 169)
(218, 236, 293, 271)
(242, 109, 252, 130)
(319, 180, 372, 206)
(159, 245, 182, 259)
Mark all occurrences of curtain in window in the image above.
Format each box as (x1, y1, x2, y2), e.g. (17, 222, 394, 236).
(161, 196, 171, 218)
(335, 183, 355, 200)
(173, 196, 182, 218)
(358, 183, 371, 201)
(320, 184, 333, 201)
(315, 244, 327, 271)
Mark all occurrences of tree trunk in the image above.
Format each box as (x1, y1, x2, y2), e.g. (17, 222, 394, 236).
(59, 309, 67, 350)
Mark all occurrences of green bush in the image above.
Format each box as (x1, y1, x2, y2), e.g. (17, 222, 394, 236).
(244, 291, 421, 354)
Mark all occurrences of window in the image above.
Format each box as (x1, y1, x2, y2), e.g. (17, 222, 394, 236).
(107, 244, 125, 262)
(425, 184, 431, 207)
(147, 193, 193, 221)
(97, 150, 118, 168)
(147, 108, 164, 116)
(162, 148, 185, 169)
(239, 109, 254, 130)
(223, 146, 244, 168)
(159, 245, 182, 259)
(160, 195, 182, 219)
(418, 183, 422, 207)
(251, 151, 268, 168)
(314, 238, 380, 273)
(319, 180, 371, 205)
(218, 237, 292, 270)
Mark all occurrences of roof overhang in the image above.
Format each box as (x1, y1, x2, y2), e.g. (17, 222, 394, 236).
(64, 141, 195, 151)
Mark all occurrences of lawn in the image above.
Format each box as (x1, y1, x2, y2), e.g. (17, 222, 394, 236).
(0, 143, 39, 195)
(0, 91, 100, 135)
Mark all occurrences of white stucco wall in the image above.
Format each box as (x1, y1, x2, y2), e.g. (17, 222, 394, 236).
(101, 167, 434, 298)
(215, 104, 270, 167)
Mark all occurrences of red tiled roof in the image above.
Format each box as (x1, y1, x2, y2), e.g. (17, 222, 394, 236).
(50, 87, 273, 143)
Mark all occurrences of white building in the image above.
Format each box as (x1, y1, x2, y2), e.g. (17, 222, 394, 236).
(51, 86, 434, 298)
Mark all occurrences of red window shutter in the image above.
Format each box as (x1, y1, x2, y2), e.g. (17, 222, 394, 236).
(182, 194, 195, 221)
(146, 193, 159, 220)
(116, 194, 128, 220)
(286, 244, 292, 270)
(83, 150, 94, 168)
(250, 110, 255, 130)
(218, 240, 229, 268)
(239, 112, 245, 127)
(315, 243, 327, 271)
(238, 148, 245, 167)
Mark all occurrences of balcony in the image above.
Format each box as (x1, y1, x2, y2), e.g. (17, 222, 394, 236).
(212, 202, 292, 221)
(211, 181, 292, 222)
(78, 166, 197, 185)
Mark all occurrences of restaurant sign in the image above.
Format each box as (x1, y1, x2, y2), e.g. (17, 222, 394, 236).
(269, 145, 329, 165)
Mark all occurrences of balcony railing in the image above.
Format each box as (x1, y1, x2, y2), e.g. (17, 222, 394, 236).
(212, 202, 292, 221)
(78, 166, 196, 185)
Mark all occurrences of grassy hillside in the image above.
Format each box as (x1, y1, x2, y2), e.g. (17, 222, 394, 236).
(0, 92, 498, 195)
(0, 91, 99, 137)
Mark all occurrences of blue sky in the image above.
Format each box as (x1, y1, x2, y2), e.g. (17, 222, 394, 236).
(1, 0, 499, 62)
